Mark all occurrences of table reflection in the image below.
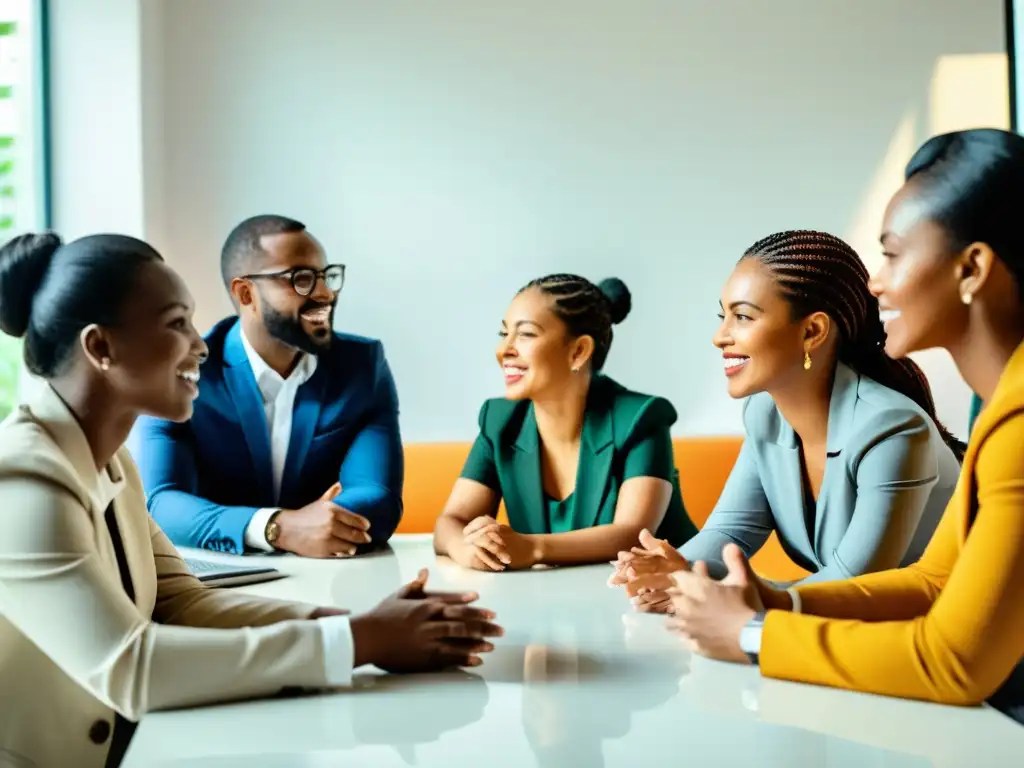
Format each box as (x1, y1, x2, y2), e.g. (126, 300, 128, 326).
(514, 619, 688, 767)
(349, 669, 489, 751)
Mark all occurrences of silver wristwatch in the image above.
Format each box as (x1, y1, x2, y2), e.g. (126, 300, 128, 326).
(739, 611, 766, 665)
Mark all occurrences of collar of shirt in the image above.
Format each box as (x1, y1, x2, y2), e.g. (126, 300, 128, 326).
(240, 326, 318, 402)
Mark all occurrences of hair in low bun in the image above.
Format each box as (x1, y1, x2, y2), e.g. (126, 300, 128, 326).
(0, 232, 163, 379)
(0, 232, 61, 339)
(518, 273, 634, 371)
(597, 277, 632, 325)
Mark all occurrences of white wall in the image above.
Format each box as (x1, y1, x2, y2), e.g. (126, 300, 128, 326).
(48, 0, 146, 237)
(51, 0, 1007, 441)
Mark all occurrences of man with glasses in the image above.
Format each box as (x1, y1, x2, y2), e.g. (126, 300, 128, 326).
(132, 214, 404, 557)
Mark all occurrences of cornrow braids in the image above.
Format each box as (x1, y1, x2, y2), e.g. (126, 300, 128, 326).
(519, 273, 631, 371)
(744, 230, 965, 461)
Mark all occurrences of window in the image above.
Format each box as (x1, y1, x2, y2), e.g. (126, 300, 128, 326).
(0, 0, 46, 419)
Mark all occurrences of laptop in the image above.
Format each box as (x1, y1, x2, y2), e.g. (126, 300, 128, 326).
(183, 557, 287, 588)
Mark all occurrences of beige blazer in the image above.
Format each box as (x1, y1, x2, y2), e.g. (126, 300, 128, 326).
(0, 385, 332, 768)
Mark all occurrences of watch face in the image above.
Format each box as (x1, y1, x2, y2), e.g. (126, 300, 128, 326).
(266, 521, 280, 544)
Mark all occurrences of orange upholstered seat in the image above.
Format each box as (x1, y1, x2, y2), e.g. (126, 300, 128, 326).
(399, 437, 808, 582)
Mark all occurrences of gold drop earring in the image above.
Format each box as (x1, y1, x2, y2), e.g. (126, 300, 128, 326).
(803, 350, 812, 371)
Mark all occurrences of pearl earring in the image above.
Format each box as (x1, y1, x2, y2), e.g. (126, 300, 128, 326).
(100, 357, 111, 371)
(962, 292, 973, 306)
(803, 351, 812, 371)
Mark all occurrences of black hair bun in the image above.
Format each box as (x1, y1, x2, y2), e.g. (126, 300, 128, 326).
(0, 231, 61, 338)
(598, 277, 632, 325)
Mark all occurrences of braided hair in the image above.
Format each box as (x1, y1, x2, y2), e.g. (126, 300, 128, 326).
(519, 274, 632, 371)
(743, 230, 965, 460)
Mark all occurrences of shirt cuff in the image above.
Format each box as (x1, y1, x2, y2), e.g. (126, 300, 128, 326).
(244, 507, 279, 552)
(317, 614, 355, 687)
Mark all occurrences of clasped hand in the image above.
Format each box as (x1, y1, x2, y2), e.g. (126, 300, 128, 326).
(454, 516, 538, 571)
(312, 569, 504, 673)
(610, 532, 779, 664)
(607, 528, 690, 613)
(353, 568, 505, 673)
(664, 544, 764, 664)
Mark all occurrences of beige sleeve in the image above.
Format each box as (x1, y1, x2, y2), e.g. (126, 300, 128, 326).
(0, 477, 330, 722)
(147, 515, 319, 628)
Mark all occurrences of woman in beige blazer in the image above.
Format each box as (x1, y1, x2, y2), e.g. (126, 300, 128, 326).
(0, 232, 502, 768)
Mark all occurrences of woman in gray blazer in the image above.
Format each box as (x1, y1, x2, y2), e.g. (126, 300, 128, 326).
(611, 230, 962, 608)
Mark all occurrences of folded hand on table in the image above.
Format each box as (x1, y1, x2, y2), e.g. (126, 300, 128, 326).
(607, 528, 690, 613)
(274, 482, 373, 558)
(350, 568, 504, 673)
(450, 516, 539, 571)
(665, 544, 764, 664)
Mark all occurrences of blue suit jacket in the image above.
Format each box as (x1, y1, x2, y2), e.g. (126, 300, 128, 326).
(131, 317, 404, 553)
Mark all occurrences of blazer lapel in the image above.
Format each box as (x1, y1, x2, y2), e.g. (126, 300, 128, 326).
(763, 405, 816, 563)
(777, 443, 816, 561)
(28, 386, 150, 608)
(505, 406, 547, 533)
(109, 497, 145, 608)
(572, 383, 615, 530)
(281, 370, 328, 502)
(223, 325, 274, 502)
(813, 362, 860, 550)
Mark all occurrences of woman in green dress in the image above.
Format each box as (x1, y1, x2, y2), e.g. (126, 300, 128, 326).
(433, 274, 698, 571)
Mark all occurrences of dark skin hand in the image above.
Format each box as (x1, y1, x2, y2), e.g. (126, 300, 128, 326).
(350, 569, 505, 673)
(274, 482, 374, 558)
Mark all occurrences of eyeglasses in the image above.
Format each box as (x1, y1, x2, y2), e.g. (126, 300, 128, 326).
(241, 264, 346, 297)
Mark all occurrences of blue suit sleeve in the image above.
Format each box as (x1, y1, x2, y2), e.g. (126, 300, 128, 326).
(330, 343, 404, 544)
(131, 415, 260, 554)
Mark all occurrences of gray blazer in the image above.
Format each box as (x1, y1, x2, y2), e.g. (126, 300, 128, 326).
(682, 362, 960, 584)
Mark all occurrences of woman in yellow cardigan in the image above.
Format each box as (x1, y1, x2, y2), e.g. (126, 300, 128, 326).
(659, 128, 1024, 724)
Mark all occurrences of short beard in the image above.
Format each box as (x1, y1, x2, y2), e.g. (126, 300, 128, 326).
(261, 298, 334, 356)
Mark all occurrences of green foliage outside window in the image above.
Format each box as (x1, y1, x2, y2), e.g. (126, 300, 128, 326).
(0, 334, 19, 421)
(0, 17, 20, 420)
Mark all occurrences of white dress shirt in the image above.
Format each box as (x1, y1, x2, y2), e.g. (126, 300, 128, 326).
(240, 329, 318, 552)
(235, 332, 354, 682)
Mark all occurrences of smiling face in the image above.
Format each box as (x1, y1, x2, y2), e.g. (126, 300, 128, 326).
(869, 182, 972, 359)
(713, 258, 824, 399)
(243, 230, 337, 355)
(495, 287, 591, 401)
(97, 261, 208, 422)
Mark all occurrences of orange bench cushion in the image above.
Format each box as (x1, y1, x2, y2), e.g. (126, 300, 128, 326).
(399, 437, 808, 582)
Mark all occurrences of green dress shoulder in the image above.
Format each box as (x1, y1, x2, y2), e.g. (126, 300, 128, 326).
(459, 375, 698, 547)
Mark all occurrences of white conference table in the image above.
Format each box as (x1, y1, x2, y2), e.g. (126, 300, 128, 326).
(124, 535, 1024, 767)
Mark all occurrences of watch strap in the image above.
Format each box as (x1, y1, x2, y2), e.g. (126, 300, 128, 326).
(264, 509, 283, 548)
(739, 611, 766, 665)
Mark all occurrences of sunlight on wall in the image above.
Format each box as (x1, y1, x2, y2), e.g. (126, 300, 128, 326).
(846, 53, 1009, 273)
(930, 53, 1010, 135)
(844, 52, 1010, 438)
(844, 110, 919, 275)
